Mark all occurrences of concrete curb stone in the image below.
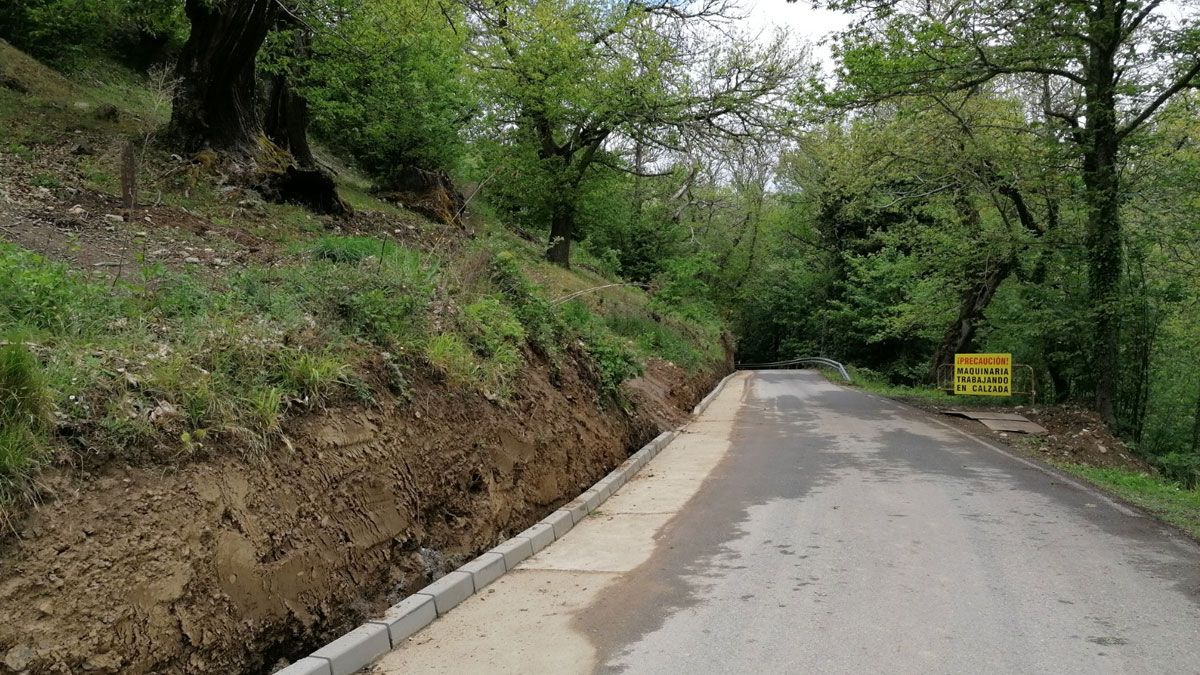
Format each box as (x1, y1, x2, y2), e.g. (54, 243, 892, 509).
(273, 657, 333, 675)
(595, 479, 615, 502)
(563, 497, 589, 524)
(367, 594, 437, 646)
(460, 552, 506, 591)
(491, 537, 535, 570)
(541, 509, 574, 538)
(518, 523, 555, 553)
(421, 571, 474, 615)
(311, 624, 390, 675)
(603, 468, 627, 490)
(582, 489, 603, 513)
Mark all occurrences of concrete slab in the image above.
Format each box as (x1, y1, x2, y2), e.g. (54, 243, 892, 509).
(521, 512, 676, 573)
(311, 623, 389, 675)
(943, 410, 1048, 434)
(374, 569, 621, 673)
(420, 571, 474, 615)
(979, 418, 1048, 434)
(540, 509, 574, 539)
(945, 410, 1030, 421)
(601, 476, 705, 514)
(490, 536, 534, 570)
(371, 373, 751, 675)
(368, 594, 437, 646)
(460, 552, 506, 591)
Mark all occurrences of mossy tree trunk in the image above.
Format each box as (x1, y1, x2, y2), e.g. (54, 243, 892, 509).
(168, 0, 278, 155)
(1081, 0, 1123, 425)
(168, 0, 347, 215)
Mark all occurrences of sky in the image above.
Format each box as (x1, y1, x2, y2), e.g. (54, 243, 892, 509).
(740, 0, 855, 68)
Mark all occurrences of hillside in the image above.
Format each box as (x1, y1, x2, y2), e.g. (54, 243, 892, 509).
(0, 42, 728, 673)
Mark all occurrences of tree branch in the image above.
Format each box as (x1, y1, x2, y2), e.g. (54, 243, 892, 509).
(1119, 59, 1200, 139)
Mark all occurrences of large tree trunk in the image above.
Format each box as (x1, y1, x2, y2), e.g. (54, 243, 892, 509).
(536, 131, 604, 268)
(264, 25, 316, 167)
(1082, 6, 1123, 425)
(1083, 144, 1121, 425)
(169, 0, 278, 154)
(170, 0, 347, 215)
(547, 198, 574, 267)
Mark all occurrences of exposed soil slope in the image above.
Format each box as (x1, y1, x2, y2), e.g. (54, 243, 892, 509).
(0, 355, 722, 674)
(892, 398, 1153, 473)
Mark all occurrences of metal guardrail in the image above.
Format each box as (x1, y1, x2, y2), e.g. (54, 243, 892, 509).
(736, 356, 852, 382)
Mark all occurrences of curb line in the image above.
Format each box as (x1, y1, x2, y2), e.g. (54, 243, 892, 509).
(273, 370, 737, 675)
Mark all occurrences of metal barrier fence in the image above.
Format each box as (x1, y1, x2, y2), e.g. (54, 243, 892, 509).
(735, 357, 852, 382)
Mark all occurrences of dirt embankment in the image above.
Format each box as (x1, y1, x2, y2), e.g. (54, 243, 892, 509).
(0, 354, 725, 674)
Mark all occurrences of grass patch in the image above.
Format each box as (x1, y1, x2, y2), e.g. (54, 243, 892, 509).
(560, 301, 642, 399)
(239, 244, 436, 350)
(309, 235, 390, 263)
(0, 342, 51, 502)
(425, 333, 479, 389)
(841, 366, 1032, 407)
(0, 236, 437, 494)
(1062, 465, 1200, 539)
(604, 310, 721, 373)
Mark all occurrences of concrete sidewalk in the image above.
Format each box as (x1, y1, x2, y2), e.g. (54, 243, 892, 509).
(369, 372, 750, 673)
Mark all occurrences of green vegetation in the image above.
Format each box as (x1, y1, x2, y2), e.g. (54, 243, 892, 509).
(559, 301, 643, 398)
(0, 218, 716, 506)
(2, 0, 1198, 522)
(1064, 466, 1200, 540)
(839, 368, 1031, 408)
(0, 343, 51, 501)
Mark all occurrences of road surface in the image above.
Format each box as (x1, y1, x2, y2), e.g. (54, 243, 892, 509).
(372, 370, 1200, 674)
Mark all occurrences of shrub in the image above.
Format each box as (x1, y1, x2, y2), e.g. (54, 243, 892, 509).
(464, 296, 524, 359)
(0, 342, 50, 434)
(462, 295, 526, 392)
(1, 0, 186, 65)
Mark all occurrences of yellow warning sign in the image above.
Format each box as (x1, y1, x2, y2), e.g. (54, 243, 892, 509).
(953, 353, 1012, 396)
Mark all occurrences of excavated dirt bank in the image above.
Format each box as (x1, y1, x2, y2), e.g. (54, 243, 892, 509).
(0, 352, 727, 674)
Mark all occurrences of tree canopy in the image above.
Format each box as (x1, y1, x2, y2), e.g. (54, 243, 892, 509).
(2, 0, 1198, 479)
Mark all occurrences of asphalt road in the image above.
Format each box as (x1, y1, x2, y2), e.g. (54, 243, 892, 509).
(373, 370, 1200, 674)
